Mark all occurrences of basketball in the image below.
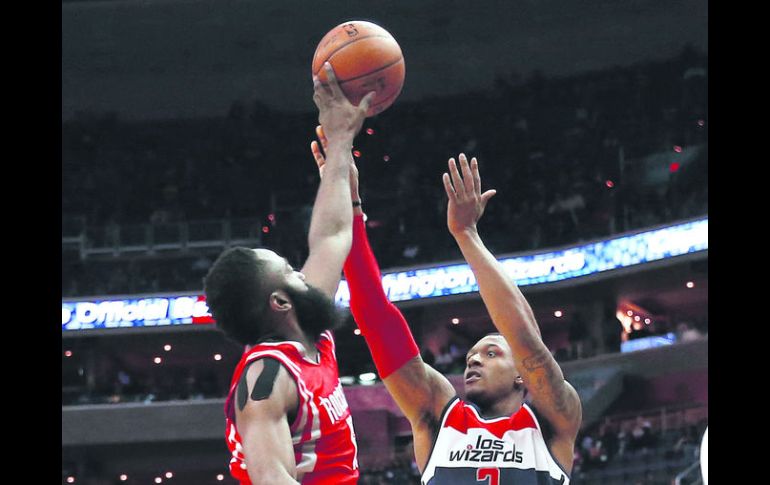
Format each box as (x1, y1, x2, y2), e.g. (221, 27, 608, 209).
(312, 20, 405, 117)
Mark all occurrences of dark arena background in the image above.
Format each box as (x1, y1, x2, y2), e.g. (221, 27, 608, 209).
(61, 0, 708, 484)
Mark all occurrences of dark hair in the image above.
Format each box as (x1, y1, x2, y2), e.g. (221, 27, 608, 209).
(203, 247, 272, 345)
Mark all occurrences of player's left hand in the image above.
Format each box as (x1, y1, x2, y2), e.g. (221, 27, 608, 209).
(442, 153, 496, 236)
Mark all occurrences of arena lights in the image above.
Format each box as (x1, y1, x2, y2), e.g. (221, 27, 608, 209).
(353, 150, 361, 157)
(383, 155, 390, 162)
(644, 318, 652, 325)
(66, 477, 75, 484)
(119, 475, 128, 481)
(359, 372, 377, 383)
(366, 128, 374, 135)
(554, 310, 563, 318)
(634, 316, 641, 322)
(64, 350, 73, 357)
(340, 376, 356, 385)
(163, 344, 172, 351)
(165, 472, 173, 479)
(217, 474, 225, 481)
(154, 357, 162, 364)
(451, 318, 460, 324)
(154, 477, 162, 484)
(605, 180, 615, 188)
(62, 218, 708, 331)
(214, 354, 222, 361)
(674, 145, 683, 153)
(686, 281, 695, 288)
(626, 311, 634, 316)
(353, 328, 362, 336)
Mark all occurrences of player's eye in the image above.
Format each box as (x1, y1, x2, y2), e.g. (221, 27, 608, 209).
(487, 351, 496, 358)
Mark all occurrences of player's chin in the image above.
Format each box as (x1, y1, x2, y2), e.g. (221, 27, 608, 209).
(464, 385, 484, 402)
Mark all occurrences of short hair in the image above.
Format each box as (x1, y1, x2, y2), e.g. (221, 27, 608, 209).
(203, 247, 273, 345)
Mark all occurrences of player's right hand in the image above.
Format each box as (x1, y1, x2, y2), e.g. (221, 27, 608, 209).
(312, 63, 375, 149)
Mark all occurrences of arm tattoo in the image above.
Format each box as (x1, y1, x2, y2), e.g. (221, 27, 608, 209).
(522, 349, 551, 372)
(522, 350, 575, 417)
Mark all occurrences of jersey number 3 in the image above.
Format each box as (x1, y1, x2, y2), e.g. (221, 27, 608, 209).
(476, 467, 500, 485)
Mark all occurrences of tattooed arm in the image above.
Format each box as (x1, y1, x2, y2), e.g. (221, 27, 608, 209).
(443, 154, 582, 473)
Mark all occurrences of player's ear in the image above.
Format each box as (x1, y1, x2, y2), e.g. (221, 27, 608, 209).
(269, 291, 292, 313)
(513, 375, 525, 390)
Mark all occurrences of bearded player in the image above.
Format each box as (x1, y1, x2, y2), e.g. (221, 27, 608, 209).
(204, 64, 374, 484)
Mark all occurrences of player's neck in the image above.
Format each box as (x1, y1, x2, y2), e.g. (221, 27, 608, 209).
(282, 320, 321, 361)
(478, 393, 524, 419)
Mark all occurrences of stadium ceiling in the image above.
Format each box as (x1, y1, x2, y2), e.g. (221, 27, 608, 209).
(62, 0, 708, 119)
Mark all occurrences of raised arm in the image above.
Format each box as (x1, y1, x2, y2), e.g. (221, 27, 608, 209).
(310, 130, 456, 471)
(234, 359, 301, 484)
(300, 63, 375, 298)
(442, 154, 582, 455)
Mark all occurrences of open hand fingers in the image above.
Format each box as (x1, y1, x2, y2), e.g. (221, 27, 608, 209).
(312, 76, 327, 109)
(442, 172, 456, 200)
(315, 125, 329, 152)
(459, 154, 475, 196)
(323, 63, 345, 99)
(311, 140, 325, 174)
(448, 158, 466, 199)
(359, 91, 377, 116)
(471, 157, 481, 195)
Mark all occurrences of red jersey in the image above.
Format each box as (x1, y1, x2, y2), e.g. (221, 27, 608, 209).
(224, 330, 359, 484)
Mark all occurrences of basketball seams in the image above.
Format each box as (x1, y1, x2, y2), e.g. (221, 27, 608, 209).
(337, 57, 405, 86)
(313, 34, 396, 77)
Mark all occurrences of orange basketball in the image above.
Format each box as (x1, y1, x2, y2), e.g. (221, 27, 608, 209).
(312, 20, 405, 117)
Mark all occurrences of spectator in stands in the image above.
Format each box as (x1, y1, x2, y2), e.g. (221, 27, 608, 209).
(598, 421, 619, 461)
(202, 66, 373, 484)
(568, 312, 590, 360)
(630, 416, 655, 453)
(677, 321, 703, 342)
(433, 346, 453, 373)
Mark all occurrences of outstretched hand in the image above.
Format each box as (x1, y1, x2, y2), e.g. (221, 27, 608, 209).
(313, 62, 376, 149)
(442, 154, 497, 236)
(311, 124, 360, 201)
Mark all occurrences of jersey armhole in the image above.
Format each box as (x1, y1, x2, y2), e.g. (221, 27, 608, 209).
(420, 396, 460, 473)
(523, 402, 572, 481)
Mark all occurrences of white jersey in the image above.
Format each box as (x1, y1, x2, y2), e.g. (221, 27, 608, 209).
(421, 398, 569, 485)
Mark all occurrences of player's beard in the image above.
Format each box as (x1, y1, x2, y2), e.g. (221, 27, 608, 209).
(284, 284, 345, 339)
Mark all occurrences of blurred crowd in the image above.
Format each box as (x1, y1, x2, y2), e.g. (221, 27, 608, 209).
(572, 409, 707, 483)
(62, 45, 707, 298)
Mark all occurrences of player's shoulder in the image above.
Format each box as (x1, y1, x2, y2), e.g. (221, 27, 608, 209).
(236, 356, 300, 418)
